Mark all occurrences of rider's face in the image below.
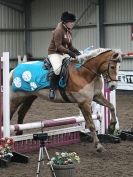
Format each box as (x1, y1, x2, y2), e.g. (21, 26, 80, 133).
(65, 21, 75, 29)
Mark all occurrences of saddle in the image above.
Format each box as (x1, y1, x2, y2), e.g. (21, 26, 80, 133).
(44, 57, 71, 102)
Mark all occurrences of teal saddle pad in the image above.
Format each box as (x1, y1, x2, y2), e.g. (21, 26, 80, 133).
(12, 61, 50, 92)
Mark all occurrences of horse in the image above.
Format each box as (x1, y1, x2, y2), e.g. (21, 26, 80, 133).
(10, 48, 122, 152)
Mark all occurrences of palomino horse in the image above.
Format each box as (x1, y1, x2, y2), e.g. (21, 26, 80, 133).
(10, 49, 122, 152)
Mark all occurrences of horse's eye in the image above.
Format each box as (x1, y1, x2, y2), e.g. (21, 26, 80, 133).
(110, 66, 115, 69)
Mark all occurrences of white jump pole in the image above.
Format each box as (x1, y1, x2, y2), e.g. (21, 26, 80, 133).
(1, 115, 100, 134)
(1, 116, 85, 133)
(1, 52, 10, 137)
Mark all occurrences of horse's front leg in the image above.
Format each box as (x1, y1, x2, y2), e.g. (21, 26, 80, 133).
(78, 101, 105, 152)
(93, 92, 117, 134)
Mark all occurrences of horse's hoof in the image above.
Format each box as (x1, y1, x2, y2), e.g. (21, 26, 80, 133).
(96, 144, 106, 153)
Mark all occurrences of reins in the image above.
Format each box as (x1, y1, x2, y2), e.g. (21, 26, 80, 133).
(81, 64, 101, 77)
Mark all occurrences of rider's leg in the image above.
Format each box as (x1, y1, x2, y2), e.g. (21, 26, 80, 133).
(48, 54, 64, 100)
(49, 73, 59, 99)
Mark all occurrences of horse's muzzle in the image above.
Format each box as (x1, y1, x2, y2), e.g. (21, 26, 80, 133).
(108, 81, 117, 91)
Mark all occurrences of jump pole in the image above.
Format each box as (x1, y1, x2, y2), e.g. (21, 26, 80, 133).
(0, 52, 10, 138)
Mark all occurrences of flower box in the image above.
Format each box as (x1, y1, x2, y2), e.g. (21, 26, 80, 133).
(52, 164, 75, 177)
(48, 151, 80, 177)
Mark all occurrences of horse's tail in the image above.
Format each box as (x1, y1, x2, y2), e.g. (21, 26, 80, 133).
(9, 69, 14, 85)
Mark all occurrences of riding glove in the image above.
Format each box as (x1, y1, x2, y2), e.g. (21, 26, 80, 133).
(75, 50, 81, 56)
(67, 50, 76, 58)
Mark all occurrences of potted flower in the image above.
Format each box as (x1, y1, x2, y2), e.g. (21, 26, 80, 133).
(48, 151, 80, 177)
(0, 137, 14, 162)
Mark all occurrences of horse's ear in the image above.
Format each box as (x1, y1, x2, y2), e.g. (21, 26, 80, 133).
(113, 53, 119, 59)
(112, 52, 122, 62)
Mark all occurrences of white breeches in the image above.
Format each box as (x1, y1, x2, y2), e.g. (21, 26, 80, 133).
(48, 53, 69, 75)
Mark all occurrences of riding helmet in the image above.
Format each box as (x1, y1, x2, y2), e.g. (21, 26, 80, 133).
(61, 11, 76, 22)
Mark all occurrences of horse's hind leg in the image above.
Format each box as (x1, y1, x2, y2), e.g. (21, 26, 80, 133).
(78, 101, 105, 152)
(93, 92, 117, 134)
(16, 95, 37, 135)
(18, 95, 37, 124)
(10, 99, 22, 120)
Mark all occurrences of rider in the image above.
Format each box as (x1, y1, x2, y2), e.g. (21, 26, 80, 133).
(48, 11, 81, 100)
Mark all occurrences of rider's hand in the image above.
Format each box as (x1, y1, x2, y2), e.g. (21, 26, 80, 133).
(75, 50, 81, 56)
(67, 50, 76, 58)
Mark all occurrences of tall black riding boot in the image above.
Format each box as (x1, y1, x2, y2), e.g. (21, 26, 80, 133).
(49, 73, 59, 100)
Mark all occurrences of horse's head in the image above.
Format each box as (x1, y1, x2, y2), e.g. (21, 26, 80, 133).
(100, 50, 122, 91)
(79, 48, 122, 91)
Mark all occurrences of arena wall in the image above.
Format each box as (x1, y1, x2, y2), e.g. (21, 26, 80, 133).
(0, 0, 133, 69)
